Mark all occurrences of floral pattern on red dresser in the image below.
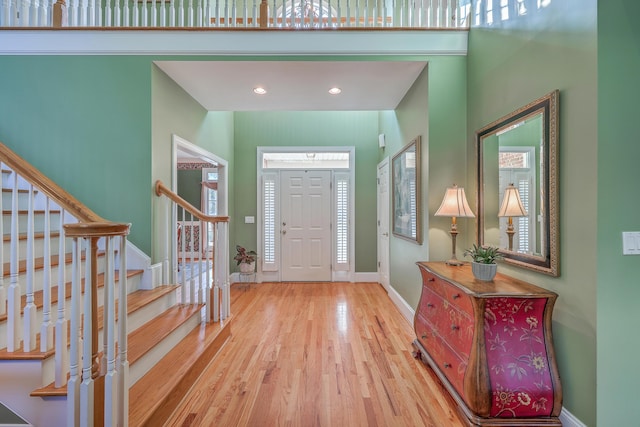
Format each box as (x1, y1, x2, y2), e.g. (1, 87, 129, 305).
(484, 297, 554, 418)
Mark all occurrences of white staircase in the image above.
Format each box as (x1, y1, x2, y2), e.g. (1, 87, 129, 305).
(0, 143, 231, 426)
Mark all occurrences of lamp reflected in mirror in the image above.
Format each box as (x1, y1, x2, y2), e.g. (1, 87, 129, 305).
(498, 183, 528, 252)
(435, 184, 475, 266)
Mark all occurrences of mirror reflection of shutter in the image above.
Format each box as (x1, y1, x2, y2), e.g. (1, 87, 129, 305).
(517, 178, 530, 253)
(262, 173, 279, 272)
(335, 172, 349, 271)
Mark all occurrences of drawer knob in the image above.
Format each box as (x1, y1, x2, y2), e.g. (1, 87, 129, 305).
(427, 303, 435, 308)
(443, 363, 452, 369)
(451, 325, 460, 331)
(452, 293, 461, 299)
(428, 278, 435, 282)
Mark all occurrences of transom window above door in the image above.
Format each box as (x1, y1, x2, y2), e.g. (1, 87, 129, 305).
(262, 152, 350, 169)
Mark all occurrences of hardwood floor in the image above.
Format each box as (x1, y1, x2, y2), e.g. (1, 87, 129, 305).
(164, 282, 465, 427)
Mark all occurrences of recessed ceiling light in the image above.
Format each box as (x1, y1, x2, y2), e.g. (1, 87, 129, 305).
(253, 87, 267, 95)
(328, 87, 342, 95)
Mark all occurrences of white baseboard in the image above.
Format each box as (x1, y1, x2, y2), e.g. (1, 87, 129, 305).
(559, 407, 586, 427)
(384, 284, 586, 427)
(386, 283, 415, 326)
(354, 272, 379, 283)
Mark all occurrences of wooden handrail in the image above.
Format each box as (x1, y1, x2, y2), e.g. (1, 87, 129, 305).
(64, 222, 131, 237)
(0, 142, 104, 223)
(155, 180, 229, 223)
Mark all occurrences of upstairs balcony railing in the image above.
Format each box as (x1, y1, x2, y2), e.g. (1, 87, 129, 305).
(0, 0, 472, 29)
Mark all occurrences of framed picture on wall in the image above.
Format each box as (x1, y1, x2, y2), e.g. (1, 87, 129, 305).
(392, 136, 422, 244)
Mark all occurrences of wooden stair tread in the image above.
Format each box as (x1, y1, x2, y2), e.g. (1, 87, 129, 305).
(128, 304, 203, 365)
(3, 231, 62, 242)
(126, 285, 179, 314)
(2, 188, 34, 194)
(2, 209, 62, 214)
(129, 318, 232, 427)
(2, 250, 105, 278)
(0, 269, 144, 324)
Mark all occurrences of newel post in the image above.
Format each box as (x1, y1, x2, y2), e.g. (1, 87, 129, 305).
(259, 0, 268, 27)
(52, 0, 67, 27)
(64, 221, 131, 427)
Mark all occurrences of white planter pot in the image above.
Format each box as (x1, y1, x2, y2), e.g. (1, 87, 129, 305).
(239, 261, 255, 273)
(471, 261, 497, 281)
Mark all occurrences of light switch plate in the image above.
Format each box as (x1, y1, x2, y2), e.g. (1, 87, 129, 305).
(622, 232, 640, 255)
(245, 216, 255, 224)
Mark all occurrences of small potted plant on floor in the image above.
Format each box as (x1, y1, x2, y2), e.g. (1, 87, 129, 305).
(234, 245, 257, 273)
(464, 244, 503, 281)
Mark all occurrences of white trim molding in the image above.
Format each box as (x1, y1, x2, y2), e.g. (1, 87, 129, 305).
(559, 407, 586, 427)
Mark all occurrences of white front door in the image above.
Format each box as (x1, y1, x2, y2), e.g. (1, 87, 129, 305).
(280, 170, 332, 281)
(377, 159, 390, 291)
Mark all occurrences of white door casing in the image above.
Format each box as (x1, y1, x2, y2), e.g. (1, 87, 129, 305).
(280, 170, 332, 281)
(377, 158, 390, 291)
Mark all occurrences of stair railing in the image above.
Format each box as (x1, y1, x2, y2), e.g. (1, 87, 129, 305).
(155, 179, 230, 322)
(0, 142, 131, 426)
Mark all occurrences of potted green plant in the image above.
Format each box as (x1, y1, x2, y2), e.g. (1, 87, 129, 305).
(464, 244, 503, 281)
(234, 245, 257, 273)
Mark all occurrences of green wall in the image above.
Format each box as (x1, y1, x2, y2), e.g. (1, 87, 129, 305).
(379, 56, 468, 309)
(151, 64, 235, 267)
(177, 169, 203, 207)
(0, 56, 153, 254)
(233, 111, 379, 272)
(597, 1, 640, 424)
(467, 1, 598, 424)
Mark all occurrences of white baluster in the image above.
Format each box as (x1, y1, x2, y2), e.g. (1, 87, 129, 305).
(205, 221, 212, 321)
(113, 0, 120, 26)
(79, 239, 94, 427)
(40, 198, 53, 352)
(188, 0, 193, 26)
(23, 184, 36, 351)
(20, 0, 30, 26)
(141, 0, 147, 26)
(87, 0, 94, 25)
(212, 222, 219, 322)
(2, 0, 10, 26)
(223, 221, 230, 318)
(30, 0, 40, 26)
(55, 210, 68, 387)
(123, 0, 129, 25)
(79, 0, 87, 25)
(103, 236, 117, 426)
(38, 0, 48, 26)
(132, 0, 138, 25)
(96, 0, 102, 25)
(0, 164, 4, 320)
(189, 214, 195, 304)
(221, 0, 226, 26)
(104, 0, 110, 25)
(160, 0, 165, 26)
(66, 237, 82, 427)
(7, 172, 21, 352)
(117, 234, 129, 426)
(180, 208, 186, 303)
(151, 0, 157, 26)
(169, 0, 175, 26)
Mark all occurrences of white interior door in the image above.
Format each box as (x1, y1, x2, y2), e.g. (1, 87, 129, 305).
(377, 159, 390, 291)
(281, 170, 332, 281)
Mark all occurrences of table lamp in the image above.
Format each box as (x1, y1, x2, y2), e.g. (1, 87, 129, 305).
(435, 184, 475, 266)
(498, 183, 528, 251)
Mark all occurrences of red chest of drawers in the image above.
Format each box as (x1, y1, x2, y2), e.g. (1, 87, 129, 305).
(413, 262, 562, 426)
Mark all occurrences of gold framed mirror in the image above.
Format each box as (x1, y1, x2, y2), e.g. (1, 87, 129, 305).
(476, 90, 559, 276)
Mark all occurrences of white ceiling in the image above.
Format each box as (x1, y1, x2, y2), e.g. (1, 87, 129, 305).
(155, 60, 427, 111)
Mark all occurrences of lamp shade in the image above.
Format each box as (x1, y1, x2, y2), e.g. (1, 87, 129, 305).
(435, 185, 475, 218)
(498, 184, 527, 217)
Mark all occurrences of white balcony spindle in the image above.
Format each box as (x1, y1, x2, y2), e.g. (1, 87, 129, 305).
(114, 0, 120, 26)
(55, 209, 68, 388)
(20, 0, 31, 26)
(7, 172, 21, 352)
(67, 238, 82, 427)
(117, 234, 129, 426)
(79, 239, 95, 427)
(160, 0, 166, 25)
(1, 0, 11, 26)
(123, 0, 130, 25)
(188, 0, 193, 26)
(69, 0, 78, 26)
(79, 0, 87, 25)
(205, 222, 212, 321)
(40, 198, 53, 352)
(151, 0, 157, 26)
(104, 236, 117, 426)
(104, 0, 111, 25)
(23, 185, 36, 351)
(180, 209, 186, 303)
(132, 0, 138, 25)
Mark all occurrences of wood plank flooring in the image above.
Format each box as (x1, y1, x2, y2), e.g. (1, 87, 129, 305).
(165, 282, 465, 427)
